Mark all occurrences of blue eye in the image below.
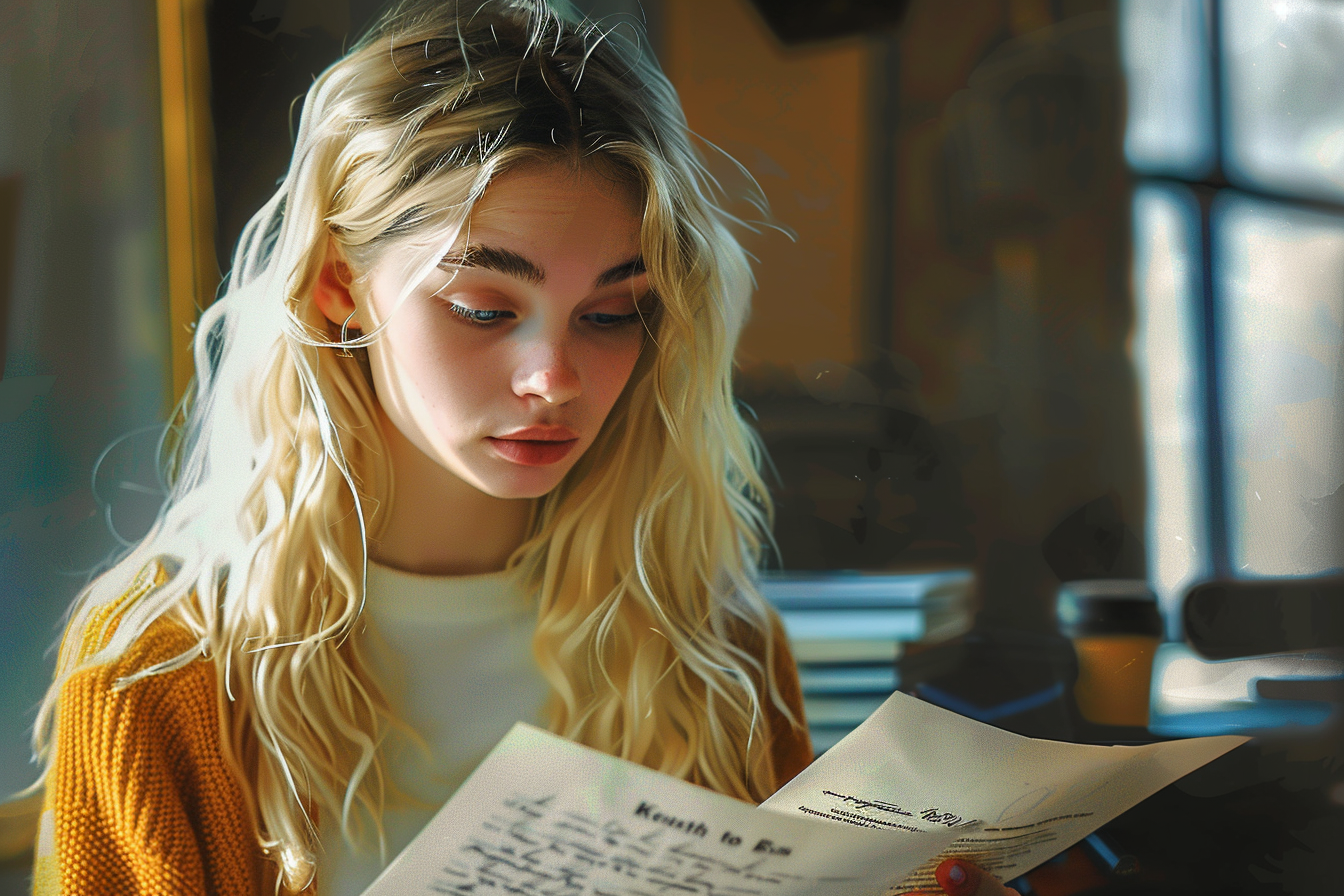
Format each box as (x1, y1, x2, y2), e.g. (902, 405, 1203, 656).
(449, 303, 513, 324)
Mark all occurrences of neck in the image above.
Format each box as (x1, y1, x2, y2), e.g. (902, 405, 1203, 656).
(368, 410, 533, 576)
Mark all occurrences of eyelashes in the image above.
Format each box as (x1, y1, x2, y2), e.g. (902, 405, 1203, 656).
(448, 303, 513, 324)
(446, 302, 646, 328)
(585, 311, 643, 327)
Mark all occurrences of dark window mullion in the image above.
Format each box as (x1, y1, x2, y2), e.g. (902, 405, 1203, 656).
(1201, 1, 1231, 579)
(1208, 0, 1224, 181)
(1196, 186, 1230, 580)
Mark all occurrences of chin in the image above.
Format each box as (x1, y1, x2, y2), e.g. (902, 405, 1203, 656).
(472, 467, 571, 501)
(487, 483, 560, 501)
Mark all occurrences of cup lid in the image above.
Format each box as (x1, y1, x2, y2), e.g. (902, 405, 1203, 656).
(1056, 579, 1163, 637)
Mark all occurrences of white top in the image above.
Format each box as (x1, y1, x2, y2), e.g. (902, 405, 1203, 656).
(320, 561, 550, 896)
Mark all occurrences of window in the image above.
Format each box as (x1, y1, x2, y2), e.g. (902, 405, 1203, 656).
(1123, 0, 1344, 631)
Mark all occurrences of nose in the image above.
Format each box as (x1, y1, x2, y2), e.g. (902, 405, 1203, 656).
(512, 337, 582, 405)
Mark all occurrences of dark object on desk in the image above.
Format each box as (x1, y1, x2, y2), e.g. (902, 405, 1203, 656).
(1150, 576, 1344, 738)
(911, 628, 1079, 740)
(1183, 577, 1344, 660)
(1009, 834, 1138, 896)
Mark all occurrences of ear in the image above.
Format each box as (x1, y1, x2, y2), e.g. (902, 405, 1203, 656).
(312, 237, 362, 330)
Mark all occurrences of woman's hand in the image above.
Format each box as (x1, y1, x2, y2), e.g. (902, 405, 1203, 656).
(929, 858, 1022, 896)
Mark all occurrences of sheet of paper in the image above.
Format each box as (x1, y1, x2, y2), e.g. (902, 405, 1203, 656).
(363, 722, 960, 896)
(760, 691, 1248, 893)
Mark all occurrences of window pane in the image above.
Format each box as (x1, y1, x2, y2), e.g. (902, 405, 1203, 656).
(1222, 0, 1344, 203)
(1213, 191, 1344, 577)
(1131, 182, 1213, 630)
(1121, 0, 1216, 179)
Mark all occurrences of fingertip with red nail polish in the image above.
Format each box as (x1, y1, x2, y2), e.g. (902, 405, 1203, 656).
(935, 857, 979, 896)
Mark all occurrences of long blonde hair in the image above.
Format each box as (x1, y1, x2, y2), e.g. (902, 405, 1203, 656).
(34, 1, 795, 890)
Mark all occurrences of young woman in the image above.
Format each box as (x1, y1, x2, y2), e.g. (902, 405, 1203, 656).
(30, 2, 1013, 894)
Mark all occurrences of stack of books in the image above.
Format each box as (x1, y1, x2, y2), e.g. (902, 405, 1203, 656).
(759, 570, 976, 752)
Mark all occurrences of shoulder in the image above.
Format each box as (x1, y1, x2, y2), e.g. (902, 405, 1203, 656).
(40, 563, 265, 896)
(760, 612, 814, 789)
(53, 558, 229, 793)
(724, 603, 814, 792)
(67, 557, 176, 665)
(56, 559, 216, 756)
(58, 615, 215, 759)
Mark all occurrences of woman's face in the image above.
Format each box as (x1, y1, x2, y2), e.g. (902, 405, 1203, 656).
(353, 162, 650, 500)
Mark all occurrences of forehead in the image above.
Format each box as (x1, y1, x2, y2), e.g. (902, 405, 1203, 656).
(457, 162, 644, 257)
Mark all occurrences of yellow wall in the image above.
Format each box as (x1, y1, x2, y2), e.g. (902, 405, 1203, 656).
(663, 0, 867, 370)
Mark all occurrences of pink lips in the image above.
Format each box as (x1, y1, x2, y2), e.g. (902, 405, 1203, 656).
(487, 425, 580, 467)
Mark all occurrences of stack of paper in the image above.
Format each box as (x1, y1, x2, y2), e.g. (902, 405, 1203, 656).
(760, 570, 975, 750)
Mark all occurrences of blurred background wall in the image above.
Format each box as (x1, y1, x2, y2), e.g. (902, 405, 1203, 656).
(668, 0, 1140, 638)
(0, 0, 171, 835)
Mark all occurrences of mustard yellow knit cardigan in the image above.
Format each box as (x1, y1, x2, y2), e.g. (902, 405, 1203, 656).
(34, 563, 270, 895)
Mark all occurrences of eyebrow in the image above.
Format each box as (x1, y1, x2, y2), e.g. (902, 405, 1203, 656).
(441, 243, 646, 289)
(594, 257, 646, 288)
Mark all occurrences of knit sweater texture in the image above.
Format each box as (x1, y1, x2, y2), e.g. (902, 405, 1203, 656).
(34, 562, 270, 896)
(34, 562, 813, 895)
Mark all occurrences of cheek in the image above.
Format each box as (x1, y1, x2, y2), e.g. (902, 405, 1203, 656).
(380, 311, 482, 384)
(589, 337, 646, 411)
(367, 318, 497, 425)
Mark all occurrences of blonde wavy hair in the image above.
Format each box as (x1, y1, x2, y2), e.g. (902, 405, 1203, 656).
(34, 0, 797, 890)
